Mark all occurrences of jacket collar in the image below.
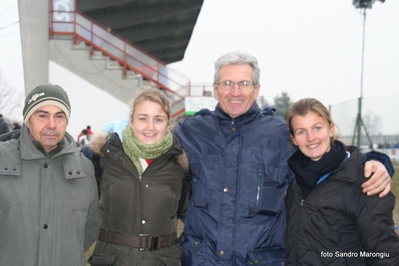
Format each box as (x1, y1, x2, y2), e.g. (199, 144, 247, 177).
(18, 124, 85, 180)
(20, 124, 76, 159)
(214, 102, 261, 125)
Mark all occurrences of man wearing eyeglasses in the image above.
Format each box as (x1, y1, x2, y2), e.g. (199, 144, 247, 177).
(176, 51, 393, 265)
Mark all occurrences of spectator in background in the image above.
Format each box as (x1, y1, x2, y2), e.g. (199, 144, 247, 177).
(0, 120, 21, 141)
(0, 83, 100, 265)
(0, 113, 11, 137)
(12, 121, 21, 130)
(9, 121, 22, 140)
(79, 129, 91, 145)
(77, 125, 94, 142)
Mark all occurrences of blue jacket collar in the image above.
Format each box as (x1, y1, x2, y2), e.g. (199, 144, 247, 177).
(214, 102, 261, 125)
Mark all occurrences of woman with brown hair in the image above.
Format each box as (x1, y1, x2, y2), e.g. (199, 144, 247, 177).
(88, 86, 189, 266)
(284, 98, 399, 265)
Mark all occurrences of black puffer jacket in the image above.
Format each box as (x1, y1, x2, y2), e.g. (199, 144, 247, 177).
(285, 146, 399, 266)
(88, 132, 189, 266)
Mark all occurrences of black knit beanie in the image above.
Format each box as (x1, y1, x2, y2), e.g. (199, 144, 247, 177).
(23, 83, 71, 125)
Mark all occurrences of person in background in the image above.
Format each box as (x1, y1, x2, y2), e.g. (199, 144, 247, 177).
(7, 121, 22, 140)
(87, 86, 189, 266)
(0, 121, 23, 141)
(284, 98, 399, 265)
(80, 129, 91, 145)
(176, 51, 393, 265)
(0, 83, 100, 265)
(0, 113, 11, 137)
(78, 125, 94, 142)
(12, 121, 21, 130)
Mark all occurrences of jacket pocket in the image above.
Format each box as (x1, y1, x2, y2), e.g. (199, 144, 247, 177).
(88, 253, 116, 266)
(190, 163, 208, 208)
(73, 208, 89, 248)
(246, 246, 286, 265)
(178, 233, 207, 266)
(249, 166, 289, 215)
(0, 206, 20, 258)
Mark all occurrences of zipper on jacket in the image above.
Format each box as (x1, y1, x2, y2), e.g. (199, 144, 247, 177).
(231, 117, 241, 264)
(294, 198, 305, 264)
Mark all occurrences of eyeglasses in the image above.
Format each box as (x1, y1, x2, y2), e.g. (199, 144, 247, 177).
(215, 80, 255, 91)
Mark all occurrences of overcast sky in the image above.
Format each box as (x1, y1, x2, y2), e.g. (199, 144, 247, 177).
(0, 0, 398, 135)
(169, 0, 399, 106)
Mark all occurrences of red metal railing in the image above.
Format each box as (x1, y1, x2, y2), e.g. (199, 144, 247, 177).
(49, 1, 213, 117)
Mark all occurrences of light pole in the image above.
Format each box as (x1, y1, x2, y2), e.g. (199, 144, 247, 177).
(351, 0, 385, 150)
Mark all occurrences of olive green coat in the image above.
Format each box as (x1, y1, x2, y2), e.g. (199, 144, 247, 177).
(89, 132, 189, 266)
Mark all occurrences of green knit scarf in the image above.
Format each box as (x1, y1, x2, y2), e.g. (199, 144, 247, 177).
(122, 125, 173, 175)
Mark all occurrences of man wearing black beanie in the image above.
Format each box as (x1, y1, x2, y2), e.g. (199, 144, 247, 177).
(0, 83, 100, 265)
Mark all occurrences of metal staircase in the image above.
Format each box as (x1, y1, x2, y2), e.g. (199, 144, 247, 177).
(49, 8, 192, 118)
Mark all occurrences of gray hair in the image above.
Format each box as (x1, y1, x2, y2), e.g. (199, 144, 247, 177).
(213, 51, 260, 85)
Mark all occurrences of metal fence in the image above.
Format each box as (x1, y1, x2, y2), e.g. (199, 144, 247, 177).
(329, 95, 399, 149)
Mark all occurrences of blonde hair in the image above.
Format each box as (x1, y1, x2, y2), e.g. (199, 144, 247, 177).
(129, 86, 171, 123)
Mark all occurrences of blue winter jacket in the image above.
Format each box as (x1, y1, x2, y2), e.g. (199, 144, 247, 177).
(177, 103, 294, 266)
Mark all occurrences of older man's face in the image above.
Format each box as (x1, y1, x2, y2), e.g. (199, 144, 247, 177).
(214, 64, 260, 118)
(27, 105, 68, 152)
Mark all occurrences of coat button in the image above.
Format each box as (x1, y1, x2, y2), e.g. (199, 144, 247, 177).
(223, 187, 229, 192)
(43, 163, 48, 168)
(43, 224, 48, 229)
(142, 220, 146, 224)
(220, 251, 225, 256)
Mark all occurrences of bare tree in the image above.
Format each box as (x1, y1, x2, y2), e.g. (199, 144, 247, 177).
(362, 111, 382, 136)
(0, 71, 24, 116)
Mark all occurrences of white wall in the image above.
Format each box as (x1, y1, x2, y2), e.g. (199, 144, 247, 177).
(49, 61, 130, 140)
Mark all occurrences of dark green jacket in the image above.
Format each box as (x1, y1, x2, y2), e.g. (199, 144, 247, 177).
(89, 132, 188, 266)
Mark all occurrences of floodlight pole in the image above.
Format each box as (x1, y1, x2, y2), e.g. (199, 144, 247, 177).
(351, 7, 374, 150)
(352, 9, 366, 148)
